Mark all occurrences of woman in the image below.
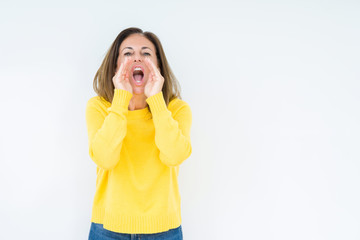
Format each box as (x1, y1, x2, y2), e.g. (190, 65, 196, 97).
(85, 27, 192, 240)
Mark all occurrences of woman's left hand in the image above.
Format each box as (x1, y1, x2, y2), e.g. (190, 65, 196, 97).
(144, 57, 164, 98)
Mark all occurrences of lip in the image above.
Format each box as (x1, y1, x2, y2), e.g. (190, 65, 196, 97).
(131, 64, 145, 75)
(131, 64, 145, 86)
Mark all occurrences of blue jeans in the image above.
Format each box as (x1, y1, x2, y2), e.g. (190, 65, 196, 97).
(88, 222, 183, 240)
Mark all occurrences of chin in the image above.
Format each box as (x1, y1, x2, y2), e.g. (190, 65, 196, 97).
(131, 87, 145, 95)
(131, 79, 147, 92)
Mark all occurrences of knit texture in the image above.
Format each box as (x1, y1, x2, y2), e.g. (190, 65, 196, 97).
(85, 88, 192, 234)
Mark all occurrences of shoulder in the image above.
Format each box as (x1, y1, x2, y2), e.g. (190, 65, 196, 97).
(86, 95, 110, 112)
(168, 97, 192, 117)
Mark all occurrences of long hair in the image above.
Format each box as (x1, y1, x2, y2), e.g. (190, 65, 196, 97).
(93, 27, 182, 109)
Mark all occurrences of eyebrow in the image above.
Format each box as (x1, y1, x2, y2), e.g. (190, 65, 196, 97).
(121, 47, 153, 52)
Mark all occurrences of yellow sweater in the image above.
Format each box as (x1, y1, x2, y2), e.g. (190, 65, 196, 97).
(85, 88, 192, 234)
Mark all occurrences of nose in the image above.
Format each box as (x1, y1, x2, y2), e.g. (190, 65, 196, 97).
(133, 53, 143, 63)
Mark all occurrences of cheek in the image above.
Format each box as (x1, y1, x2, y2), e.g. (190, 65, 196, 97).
(116, 58, 126, 71)
(115, 60, 120, 71)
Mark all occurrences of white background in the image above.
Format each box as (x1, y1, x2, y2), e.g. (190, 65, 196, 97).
(0, 0, 359, 239)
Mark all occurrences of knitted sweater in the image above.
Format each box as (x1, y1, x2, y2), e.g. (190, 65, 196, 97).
(85, 88, 192, 234)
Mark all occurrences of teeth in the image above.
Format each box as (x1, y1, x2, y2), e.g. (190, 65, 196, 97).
(133, 66, 143, 83)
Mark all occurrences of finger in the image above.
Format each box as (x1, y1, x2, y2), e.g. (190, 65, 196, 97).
(125, 71, 129, 82)
(121, 57, 132, 78)
(116, 61, 124, 76)
(148, 72, 154, 82)
(145, 57, 159, 77)
(144, 57, 153, 75)
(116, 57, 128, 77)
(123, 57, 132, 72)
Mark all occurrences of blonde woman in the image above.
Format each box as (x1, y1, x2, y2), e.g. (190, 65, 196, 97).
(85, 27, 192, 240)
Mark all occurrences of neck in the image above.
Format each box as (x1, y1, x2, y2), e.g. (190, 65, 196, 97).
(129, 93, 148, 110)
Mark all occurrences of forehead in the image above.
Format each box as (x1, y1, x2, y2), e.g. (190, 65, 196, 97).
(120, 34, 155, 51)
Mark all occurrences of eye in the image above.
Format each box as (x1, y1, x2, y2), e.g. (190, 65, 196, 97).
(143, 52, 151, 56)
(124, 52, 132, 56)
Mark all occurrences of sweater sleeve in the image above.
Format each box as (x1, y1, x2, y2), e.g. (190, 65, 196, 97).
(145, 91, 192, 167)
(85, 89, 133, 170)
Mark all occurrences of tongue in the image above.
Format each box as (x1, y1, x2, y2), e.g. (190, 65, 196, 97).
(134, 74, 143, 81)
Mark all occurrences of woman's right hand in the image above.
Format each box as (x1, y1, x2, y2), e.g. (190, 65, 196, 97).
(112, 57, 133, 94)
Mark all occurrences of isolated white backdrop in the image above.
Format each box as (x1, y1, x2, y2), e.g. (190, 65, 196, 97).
(0, 0, 359, 239)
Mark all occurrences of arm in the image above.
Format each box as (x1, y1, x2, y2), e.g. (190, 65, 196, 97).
(146, 91, 192, 167)
(85, 89, 133, 170)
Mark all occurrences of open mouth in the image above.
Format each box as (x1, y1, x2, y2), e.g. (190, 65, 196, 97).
(132, 67, 144, 85)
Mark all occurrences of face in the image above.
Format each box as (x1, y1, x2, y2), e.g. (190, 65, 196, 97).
(116, 34, 159, 95)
